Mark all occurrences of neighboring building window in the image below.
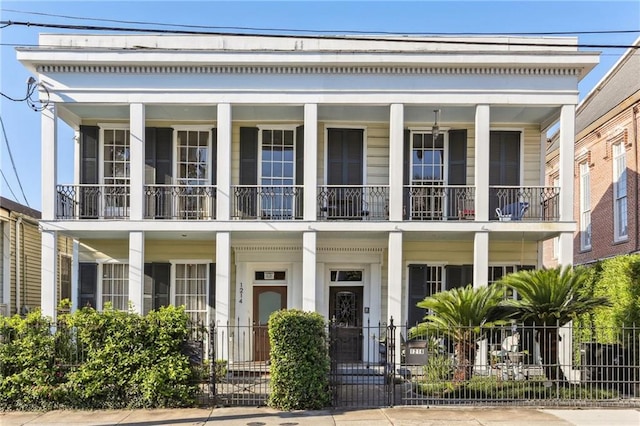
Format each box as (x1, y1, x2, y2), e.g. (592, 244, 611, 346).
(102, 128, 130, 217)
(59, 255, 72, 302)
(175, 129, 211, 218)
(410, 132, 445, 219)
(579, 163, 592, 250)
(175, 263, 208, 324)
(260, 128, 295, 218)
(101, 263, 129, 311)
(613, 143, 628, 240)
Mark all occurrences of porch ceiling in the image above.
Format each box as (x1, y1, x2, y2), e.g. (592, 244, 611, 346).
(59, 104, 558, 127)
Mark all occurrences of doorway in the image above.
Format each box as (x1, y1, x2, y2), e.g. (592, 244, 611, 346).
(326, 128, 364, 219)
(329, 286, 364, 362)
(253, 286, 287, 361)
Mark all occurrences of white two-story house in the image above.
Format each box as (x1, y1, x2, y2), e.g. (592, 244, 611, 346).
(18, 34, 598, 362)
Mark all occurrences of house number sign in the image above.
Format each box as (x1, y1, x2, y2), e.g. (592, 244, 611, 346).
(239, 282, 243, 304)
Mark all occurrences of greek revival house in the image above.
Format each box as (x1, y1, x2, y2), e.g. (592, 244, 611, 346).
(18, 34, 598, 362)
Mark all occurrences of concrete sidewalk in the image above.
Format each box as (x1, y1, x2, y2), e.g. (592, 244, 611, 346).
(0, 407, 639, 426)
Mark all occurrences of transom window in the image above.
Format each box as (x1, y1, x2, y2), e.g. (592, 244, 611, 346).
(260, 128, 295, 218)
(613, 142, 628, 240)
(175, 263, 208, 325)
(330, 270, 363, 282)
(102, 263, 129, 311)
(580, 163, 592, 250)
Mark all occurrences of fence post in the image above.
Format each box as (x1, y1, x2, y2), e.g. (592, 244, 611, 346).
(388, 317, 396, 407)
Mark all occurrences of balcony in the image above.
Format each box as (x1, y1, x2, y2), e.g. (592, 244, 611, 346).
(317, 185, 389, 221)
(490, 186, 560, 222)
(144, 185, 216, 220)
(231, 185, 303, 220)
(404, 185, 475, 221)
(56, 184, 129, 219)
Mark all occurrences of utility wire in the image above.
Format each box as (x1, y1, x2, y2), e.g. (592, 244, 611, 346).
(0, 115, 30, 207)
(2, 7, 639, 37)
(1, 20, 639, 49)
(0, 169, 20, 202)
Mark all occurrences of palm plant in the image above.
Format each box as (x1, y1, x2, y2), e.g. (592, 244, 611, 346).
(498, 266, 610, 383)
(410, 284, 506, 381)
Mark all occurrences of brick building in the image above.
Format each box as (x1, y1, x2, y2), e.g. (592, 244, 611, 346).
(545, 37, 640, 267)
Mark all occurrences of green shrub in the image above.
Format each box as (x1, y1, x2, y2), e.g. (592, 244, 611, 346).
(0, 305, 198, 410)
(576, 256, 640, 345)
(267, 309, 330, 410)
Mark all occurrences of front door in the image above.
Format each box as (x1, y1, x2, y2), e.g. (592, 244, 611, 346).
(327, 128, 364, 219)
(253, 286, 287, 361)
(329, 286, 364, 362)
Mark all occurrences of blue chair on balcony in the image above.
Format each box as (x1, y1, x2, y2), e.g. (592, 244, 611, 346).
(495, 202, 529, 221)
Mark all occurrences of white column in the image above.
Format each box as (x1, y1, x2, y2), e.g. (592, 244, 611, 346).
(389, 104, 404, 221)
(41, 230, 57, 320)
(473, 231, 489, 287)
(474, 105, 490, 221)
(304, 104, 318, 220)
(302, 231, 317, 311)
(71, 240, 79, 313)
(316, 262, 325, 317)
(129, 103, 145, 221)
(559, 104, 575, 223)
(387, 231, 403, 363)
(215, 232, 231, 324)
(558, 232, 574, 267)
(41, 104, 57, 220)
(128, 231, 145, 314)
(217, 104, 232, 220)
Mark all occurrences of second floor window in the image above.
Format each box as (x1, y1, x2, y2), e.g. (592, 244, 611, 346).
(579, 163, 591, 250)
(613, 143, 628, 240)
(102, 128, 130, 216)
(260, 128, 295, 218)
(176, 130, 210, 185)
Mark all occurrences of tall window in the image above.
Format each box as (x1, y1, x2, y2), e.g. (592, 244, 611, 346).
(407, 265, 443, 326)
(59, 255, 72, 302)
(176, 130, 211, 218)
(175, 263, 208, 324)
(580, 163, 592, 250)
(103, 128, 130, 216)
(102, 263, 129, 311)
(260, 128, 295, 218)
(613, 143, 628, 240)
(176, 130, 210, 185)
(410, 132, 445, 219)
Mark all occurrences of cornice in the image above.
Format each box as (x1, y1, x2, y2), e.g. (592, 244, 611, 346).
(37, 64, 582, 76)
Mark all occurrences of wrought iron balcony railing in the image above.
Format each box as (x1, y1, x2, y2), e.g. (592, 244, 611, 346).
(317, 185, 389, 221)
(145, 185, 216, 220)
(231, 185, 303, 220)
(56, 184, 130, 219)
(404, 185, 475, 221)
(490, 186, 560, 222)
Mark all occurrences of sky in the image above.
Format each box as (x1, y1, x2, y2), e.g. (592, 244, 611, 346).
(1, 0, 639, 211)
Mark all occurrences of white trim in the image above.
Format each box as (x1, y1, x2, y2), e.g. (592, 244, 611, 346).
(171, 124, 215, 131)
(97, 122, 129, 129)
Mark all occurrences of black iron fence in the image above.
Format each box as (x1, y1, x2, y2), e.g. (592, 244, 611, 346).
(318, 185, 388, 221)
(231, 185, 304, 220)
(144, 184, 216, 220)
(3, 318, 638, 408)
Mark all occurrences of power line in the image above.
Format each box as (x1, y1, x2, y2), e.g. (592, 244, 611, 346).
(2, 7, 639, 37)
(0, 115, 30, 207)
(0, 169, 20, 202)
(1, 20, 639, 50)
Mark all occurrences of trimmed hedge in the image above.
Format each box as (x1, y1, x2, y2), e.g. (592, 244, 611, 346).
(267, 309, 330, 410)
(0, 305, 198, 410)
